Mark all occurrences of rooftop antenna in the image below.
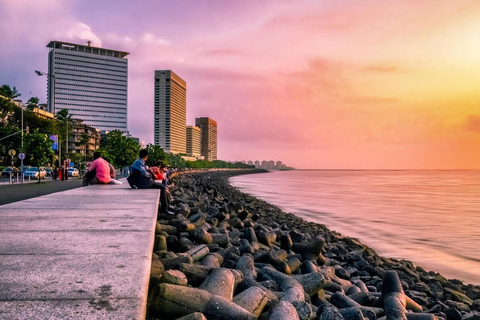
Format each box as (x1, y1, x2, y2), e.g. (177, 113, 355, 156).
(87, 40, 91, 47)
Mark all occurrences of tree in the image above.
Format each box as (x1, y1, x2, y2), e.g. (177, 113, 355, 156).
(79, 132, 90, 162)
(168, 153, 186, 169)
(55, 108, 73, 159)
(26, 97, 39, 111)
(0, 85, 21, 126)
(0, 96, 15, 125)
(24, 131, 53, 183)
(0, 85, 21, 100)
(145, 144, 169, 166)
(102, 130, 140, 167)
(0, 125, 21, 166)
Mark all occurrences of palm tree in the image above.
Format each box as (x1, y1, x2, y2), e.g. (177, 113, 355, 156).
(0, 85, 21, 125)
(26, 97, 39, 111)
(0, 85, 22, 100)
(79, 132, 90, 162)
(55, 108, 73, 160)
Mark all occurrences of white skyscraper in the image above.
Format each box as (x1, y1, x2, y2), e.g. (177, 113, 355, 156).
(46, 40, 129, 132)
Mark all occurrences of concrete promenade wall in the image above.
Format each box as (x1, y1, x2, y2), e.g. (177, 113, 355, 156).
(0, 183, 160, 319)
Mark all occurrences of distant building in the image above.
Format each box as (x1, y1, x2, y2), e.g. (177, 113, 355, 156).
(195, 117, 217, 161)
(154, 70, 187, 154)
(254, 160, 260, 168)
(276, 161, 283, 169)
(31, 107, 55, 120)
(247, 160, 253, 166)
(267, 160, 275, 170)
(261, 160, 267, 169)
(46, 40, 129, 132)
(186, 125, 202, 158)
(68, 119, 100, 157)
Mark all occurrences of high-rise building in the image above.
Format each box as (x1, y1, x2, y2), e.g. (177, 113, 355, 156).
(154, 70, 186, 154)
(46, 40, 129, 132)
(195, 117, 217, 161)
(186, 125, 201, 157)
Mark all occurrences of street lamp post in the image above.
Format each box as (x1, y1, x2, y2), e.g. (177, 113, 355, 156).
(35, 70, 55, 113)
(56, 113, 69, 160)
(35, 69, 62, 167)
(21, 102, 24, 182)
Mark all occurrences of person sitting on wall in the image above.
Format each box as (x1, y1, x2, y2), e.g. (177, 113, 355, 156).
(82, 152, 113, 186)
(127, 149, 172, 215)
(103, 156, 123, 185)
(149, 161, 165, 182)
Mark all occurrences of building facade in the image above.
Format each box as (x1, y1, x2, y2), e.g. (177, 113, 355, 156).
(154, 70, 186, 154)
(68, 119, 101, 157)
(46, 40, 129, 132)
(195, 117, 217, 161)
(186, 125, 202, 158)
(31, 107, 55, 120)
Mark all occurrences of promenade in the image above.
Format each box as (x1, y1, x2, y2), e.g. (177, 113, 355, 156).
(0, 182, 160, 319)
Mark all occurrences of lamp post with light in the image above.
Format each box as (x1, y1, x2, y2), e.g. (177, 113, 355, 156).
(35, 70, 64, 170)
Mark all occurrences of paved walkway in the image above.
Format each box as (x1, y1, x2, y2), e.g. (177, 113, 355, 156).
(0, 183, 160, 319)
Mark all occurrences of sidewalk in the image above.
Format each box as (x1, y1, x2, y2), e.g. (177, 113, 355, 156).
(0, 182, 160, 319)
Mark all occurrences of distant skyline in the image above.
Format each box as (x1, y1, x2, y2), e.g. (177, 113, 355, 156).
(2, 1, 480, 169)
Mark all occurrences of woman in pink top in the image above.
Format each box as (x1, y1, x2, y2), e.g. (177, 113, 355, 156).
(82, 152, 113, 186)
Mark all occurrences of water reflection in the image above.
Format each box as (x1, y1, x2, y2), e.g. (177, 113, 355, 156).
(230, 170, 480, 285)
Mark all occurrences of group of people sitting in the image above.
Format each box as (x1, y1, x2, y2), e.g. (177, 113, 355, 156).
(83, 149, 173, 215)
(128, 149, 172, 215)
(82, 152, 116, 186)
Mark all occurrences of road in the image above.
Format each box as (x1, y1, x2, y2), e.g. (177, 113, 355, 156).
(0, 177, 83, 206)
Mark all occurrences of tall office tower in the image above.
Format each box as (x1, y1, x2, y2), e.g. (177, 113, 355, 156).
(46, 41, 129, 132)
(195, 117, 217, 161)
(154, 70, 186, 154)
(186, 125, 202, 157)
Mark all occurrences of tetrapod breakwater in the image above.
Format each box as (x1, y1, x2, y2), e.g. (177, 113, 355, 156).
(147, 170, 480, 320)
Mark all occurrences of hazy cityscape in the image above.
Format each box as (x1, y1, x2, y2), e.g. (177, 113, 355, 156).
(1, 40, 288, 169)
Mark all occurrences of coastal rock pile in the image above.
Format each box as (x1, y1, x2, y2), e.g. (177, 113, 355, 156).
(147, 170, 480, 320)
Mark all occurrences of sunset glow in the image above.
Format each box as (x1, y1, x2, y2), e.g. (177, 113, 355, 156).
(2, 0, 480, 168)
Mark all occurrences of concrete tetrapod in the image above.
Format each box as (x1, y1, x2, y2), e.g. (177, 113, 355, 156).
(316, 304, 346, 320)
(175, 312, 208, 320)
(382, 270, 408, 320)
(338, 307, 366, 320)
(330, 291, 384, 319)
(199, 268, 236, 300)
(260, 266, 305, 303)
(233, 286, 270, 317)
(154, 283, 256, 319)
(269, 301, 301, 320)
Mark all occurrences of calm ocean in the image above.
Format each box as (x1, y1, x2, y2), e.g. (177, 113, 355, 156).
(230, 170, 480, 285)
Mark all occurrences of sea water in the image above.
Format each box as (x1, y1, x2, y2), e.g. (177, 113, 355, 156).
(230, 170, 480, 285)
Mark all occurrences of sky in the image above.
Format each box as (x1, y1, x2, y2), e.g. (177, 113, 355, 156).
(2, 0, 480, 169)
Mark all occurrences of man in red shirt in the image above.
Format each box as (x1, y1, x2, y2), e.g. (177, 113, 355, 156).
(82, 152, 114, 186)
